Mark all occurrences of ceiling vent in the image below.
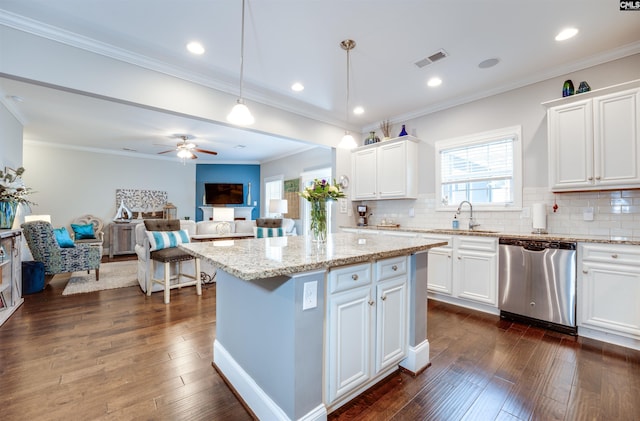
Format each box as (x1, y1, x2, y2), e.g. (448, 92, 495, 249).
(414, 49, 449, 68)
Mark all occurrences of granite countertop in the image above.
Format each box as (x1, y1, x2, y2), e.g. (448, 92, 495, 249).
(180, 232, 446, 281)
(343, 226, 640, 246)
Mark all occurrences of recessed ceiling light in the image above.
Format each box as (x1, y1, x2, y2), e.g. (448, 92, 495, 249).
(555, 28, 578, 41)
(353, 106, 364, 115)
(427, 77, 442, 87)
(186, 41, 205, 55)
(291, 82, 304, 92)
(7, 95, 24, 102)
(234, 145, 246, 149)
(478, 58, 500, 69)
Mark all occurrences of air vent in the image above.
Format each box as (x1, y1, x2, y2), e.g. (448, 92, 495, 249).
(414, 49, 449, 68)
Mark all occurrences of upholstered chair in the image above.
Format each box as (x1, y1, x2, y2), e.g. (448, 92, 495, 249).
(21, 221, 101, 281)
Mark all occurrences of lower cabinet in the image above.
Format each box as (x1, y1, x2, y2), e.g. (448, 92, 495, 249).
(426, 234, 498, 311)
(326, 256, 408, 405)
(109, 222, 136, 258)
(578, 243, 640, 343)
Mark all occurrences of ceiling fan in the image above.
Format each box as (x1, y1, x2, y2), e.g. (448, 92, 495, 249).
(157, 134, 218, 160)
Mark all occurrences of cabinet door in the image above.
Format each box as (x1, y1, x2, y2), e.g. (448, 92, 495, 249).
(594, 89, 640, 188)
(427, 248, 452, 295)
(377, 141, 407, 198)
(548, 99, 594, 191)
(579, 261, 640, 339)
(454, 249, 497, 305)
(352, 148, 378, 200)
(327, 286, 373, 403)
(375, 277, 407, 372)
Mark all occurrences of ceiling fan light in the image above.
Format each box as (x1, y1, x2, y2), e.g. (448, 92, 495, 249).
(227, 100, 255, 126)
(177, 148, 192, 159)
(338, 132, 357, 149)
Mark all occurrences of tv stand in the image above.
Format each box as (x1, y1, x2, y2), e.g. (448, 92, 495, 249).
(199, 206, 254, 221)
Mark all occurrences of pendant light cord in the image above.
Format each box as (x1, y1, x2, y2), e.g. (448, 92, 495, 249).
(345, 45, 350, 124)
(239, 0, 246, 100)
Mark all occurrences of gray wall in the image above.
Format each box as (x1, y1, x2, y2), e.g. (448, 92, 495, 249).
(0, 102, 23, 170)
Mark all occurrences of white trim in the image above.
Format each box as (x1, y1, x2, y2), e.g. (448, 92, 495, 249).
(578, 326, 640, 352)
(399, 339, 430, 374)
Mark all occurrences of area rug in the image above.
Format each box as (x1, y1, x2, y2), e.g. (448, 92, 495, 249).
(62, 260, 138, 296)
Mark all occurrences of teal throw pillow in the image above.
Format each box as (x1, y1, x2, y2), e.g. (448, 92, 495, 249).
(53, 227, 75, 248)
(147, 229, 190, 251)
(255, 227, 284, 238)
(71, 223, 96, 240)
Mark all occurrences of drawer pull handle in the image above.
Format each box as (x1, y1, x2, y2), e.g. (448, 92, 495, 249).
(368, 300, 375, 306)
(392, 265, 398, 271)
(352, 274, 358, 281)
(381, 295, 387, 301)
(583, 269, 588, 274)
(611, 254, 618, 259)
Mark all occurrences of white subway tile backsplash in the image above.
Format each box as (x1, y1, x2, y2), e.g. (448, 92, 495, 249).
(356, 188, 640, 237)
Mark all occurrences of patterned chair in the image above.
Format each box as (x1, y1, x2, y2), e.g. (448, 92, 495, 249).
(21, 221, 101, 281)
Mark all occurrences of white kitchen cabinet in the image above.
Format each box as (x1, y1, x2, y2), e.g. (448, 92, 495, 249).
(547, 84, 640, 192)
(326, 256, 408, 405)
(453, 236, 498, 306)
(351, 136, 419, 200)
(578, 243, 640, 347)
(423, 234, 453, 295)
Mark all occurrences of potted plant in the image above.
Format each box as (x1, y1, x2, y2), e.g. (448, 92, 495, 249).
(0, 167, 35, 229)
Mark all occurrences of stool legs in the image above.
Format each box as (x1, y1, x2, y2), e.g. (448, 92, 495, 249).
(195, 258, 202, 296)
(163, 261, 171, 304)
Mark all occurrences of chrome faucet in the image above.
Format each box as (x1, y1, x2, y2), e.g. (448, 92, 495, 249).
(457, 201, 481, 230)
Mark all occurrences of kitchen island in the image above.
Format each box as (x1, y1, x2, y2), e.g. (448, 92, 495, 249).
(180, 233, 446, 420)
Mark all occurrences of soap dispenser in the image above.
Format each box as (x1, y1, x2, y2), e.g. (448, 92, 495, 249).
(452, 214, 459, 229)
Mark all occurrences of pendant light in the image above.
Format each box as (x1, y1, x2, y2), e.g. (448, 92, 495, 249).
(337, 39, 358, 149)
(227, 0, 255, 126)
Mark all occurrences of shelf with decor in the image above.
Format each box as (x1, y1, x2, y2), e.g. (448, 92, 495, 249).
(0, 229, 24, 327)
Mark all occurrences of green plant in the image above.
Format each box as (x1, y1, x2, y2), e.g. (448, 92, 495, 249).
(0, 167, 35, 205)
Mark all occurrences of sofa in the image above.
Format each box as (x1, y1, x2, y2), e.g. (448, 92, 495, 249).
(135, 218, 297, 292)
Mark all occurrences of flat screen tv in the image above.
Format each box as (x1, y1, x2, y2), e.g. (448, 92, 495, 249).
(204, 183, 244, 205)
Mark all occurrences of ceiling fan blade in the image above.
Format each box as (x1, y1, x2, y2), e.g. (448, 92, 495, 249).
(194, 148, 218, 155)
(157, 149, 175, 155)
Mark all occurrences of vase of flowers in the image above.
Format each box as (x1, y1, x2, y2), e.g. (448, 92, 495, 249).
(0, 167, 34, 229)
(299, 178, 345, 243)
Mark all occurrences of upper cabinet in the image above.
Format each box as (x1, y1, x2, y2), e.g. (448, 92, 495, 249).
(351, 136, 419, 200)
(546, 81, 640, 192)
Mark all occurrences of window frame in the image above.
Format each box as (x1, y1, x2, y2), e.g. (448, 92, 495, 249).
(263, 175, 284, 217)
(435, 125, 522, 212)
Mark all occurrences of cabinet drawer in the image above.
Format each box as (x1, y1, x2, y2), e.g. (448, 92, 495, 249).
(580, 243, 640, 267)
(329, 263, 371, 294)
(376, 256, 408, 281)
(454, 236, 497, 252)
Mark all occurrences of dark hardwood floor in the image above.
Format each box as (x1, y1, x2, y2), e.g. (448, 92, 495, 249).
(1, 266, 639, 420)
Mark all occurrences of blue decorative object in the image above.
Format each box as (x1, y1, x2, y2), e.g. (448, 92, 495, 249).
(577, 81, 591, 94)
(70, 223, 96, 240)
(562, 80, 574, 97)
(0, 201, 17, 229)
(364, 131, 380, 145)
(399, 124, 408, 137)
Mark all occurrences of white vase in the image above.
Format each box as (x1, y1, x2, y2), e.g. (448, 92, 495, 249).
(246, 182, 252, 206)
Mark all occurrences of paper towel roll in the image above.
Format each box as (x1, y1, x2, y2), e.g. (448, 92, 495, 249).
(532, 203, 547, 231)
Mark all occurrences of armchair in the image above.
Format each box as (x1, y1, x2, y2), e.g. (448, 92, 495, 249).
(21, 221, 101, 281)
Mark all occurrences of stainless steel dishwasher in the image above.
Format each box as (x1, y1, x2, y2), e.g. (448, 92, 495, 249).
(498, 238, 577, 334)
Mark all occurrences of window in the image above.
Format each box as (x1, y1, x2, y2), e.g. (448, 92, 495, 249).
(264, 176, 283, 217)
(435, 126, 522, 210)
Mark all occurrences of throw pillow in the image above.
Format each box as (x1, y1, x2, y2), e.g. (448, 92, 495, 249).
(53, 227, 75, 248)
(254, 227, 284, 238)
(147, 229, 190, 251)
(71, 223, 96, 240)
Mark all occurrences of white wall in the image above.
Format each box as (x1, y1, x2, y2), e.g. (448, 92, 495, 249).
(0, 101, 23, 169)
(23, 142, 195, 248)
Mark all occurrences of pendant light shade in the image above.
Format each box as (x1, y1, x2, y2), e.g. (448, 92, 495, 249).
(227, 0, 254, 126)
(227, 99, 255, 126)
(338, 39, 357, 149)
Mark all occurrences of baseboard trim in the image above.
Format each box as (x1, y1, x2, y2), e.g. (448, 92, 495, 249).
(213, 340, 328, 421)
(399, 339, 430, 374)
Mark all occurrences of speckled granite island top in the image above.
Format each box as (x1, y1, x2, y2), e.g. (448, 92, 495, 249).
(180, 232, 446, 281)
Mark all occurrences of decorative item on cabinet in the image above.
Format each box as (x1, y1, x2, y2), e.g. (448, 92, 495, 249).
(577, 81, 591, 94)
(562, 79, 575, 97)
(364, 131, 380, 145)
(399, 124, 408, 137)
(379, 120, 391, 140)
(246, 182, 252, 206)
(113, 199, 132, 222)
(162, 202, 177, 219)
